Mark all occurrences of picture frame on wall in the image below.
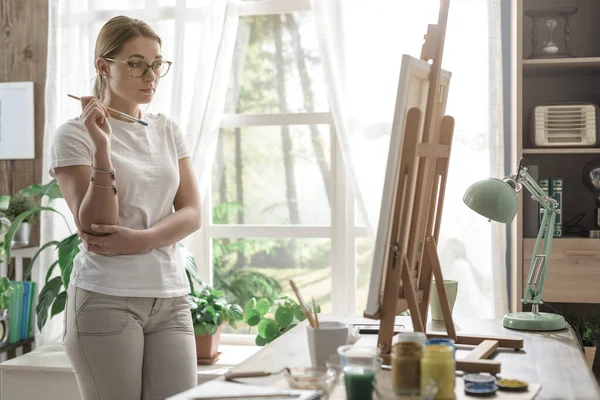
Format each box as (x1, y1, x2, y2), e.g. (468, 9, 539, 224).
(0, 82, 35, 160)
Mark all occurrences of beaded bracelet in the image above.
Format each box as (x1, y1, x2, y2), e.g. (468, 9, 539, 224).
(90, 165, 116, 180)
(90, 176, 118, 194)
(90, 181, 118, 194)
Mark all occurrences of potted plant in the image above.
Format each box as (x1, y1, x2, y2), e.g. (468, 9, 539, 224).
(189, 283, 243, 364)
(4, 194, 38, 246)
(569, 315, 600, 368)
(0, 277, 13, 347)
(244, 296, 308, 346)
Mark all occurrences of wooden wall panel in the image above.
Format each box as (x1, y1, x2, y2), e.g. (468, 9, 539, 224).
(0, 0, 49, 246)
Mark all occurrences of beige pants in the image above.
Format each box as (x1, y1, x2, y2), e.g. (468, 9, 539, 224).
(64, 284, 197, 400)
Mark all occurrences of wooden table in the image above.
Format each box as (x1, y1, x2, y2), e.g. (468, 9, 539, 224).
(226, 315, 600, 400)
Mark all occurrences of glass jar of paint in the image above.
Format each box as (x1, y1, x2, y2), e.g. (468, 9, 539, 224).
(420, 343, 455, 399)
(391, 332, 426, 395)
(338, 345, 381, 400)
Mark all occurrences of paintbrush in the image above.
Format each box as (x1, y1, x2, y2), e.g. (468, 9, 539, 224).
(67, 94, 148, 126)
(311, 297, 319, 329)
(289, 279, 317, 328)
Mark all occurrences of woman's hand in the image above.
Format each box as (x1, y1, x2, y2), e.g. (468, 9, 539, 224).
(78, 224, 149, 257)
(80, 96, 112, 150)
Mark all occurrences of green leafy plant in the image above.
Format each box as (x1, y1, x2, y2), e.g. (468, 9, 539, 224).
(189, 283, 244, 337)
(244, 296, 308, 346)
(2, 180, 203, 332)
(0, 277, 13, 311)
(211, 202, 283, 306)
(2, 180, 68, 266)
(4, 194, 38, 224)
(0, 195, 9, 213)
(569, 315, 600, 347)
(0, 180, 77, 331)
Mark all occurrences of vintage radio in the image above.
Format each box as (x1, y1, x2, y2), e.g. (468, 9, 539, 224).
(531, 103, 600, 147)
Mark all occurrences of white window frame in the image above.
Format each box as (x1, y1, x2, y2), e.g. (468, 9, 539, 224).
(206, 1, 369, 344)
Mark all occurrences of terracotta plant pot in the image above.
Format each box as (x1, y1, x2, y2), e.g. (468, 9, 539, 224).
(194, 325, 223, 365)
(584, 346, 597, 369)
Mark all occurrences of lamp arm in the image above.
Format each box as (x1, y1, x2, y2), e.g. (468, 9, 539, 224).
(515, 168, 558, 307)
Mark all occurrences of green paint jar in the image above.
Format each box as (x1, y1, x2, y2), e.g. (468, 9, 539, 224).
(343, 365, 376, 400)
(338, 345, 381, 400)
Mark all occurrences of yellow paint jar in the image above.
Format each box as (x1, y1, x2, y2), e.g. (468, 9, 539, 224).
(420, 344, 455, 399)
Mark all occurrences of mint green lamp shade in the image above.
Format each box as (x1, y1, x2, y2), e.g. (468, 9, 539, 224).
(462, 178, 518, 224)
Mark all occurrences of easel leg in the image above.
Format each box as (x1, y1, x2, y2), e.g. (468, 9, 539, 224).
(377, 251, 403, 361)
(424, 237, 457, 341)
(457, 340, 501, 374)
(402, 255, 424, 333)
(376, 108, 423, 363)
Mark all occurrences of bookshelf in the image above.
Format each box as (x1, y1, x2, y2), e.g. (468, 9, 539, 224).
(523, 57, 600, 75)
(513, 0, 600, 318)
(0, 246, 38, 362)
(0, 338, 33, 356)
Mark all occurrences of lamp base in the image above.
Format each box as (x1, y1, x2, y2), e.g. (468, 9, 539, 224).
(503, 311, 566, 331)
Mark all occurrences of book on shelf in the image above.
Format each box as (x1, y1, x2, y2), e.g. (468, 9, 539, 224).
(7, 281, 36, 344)
(551, 178, 563, 238)
(538, 178, 562, 238)
(539, 178, 550, 235)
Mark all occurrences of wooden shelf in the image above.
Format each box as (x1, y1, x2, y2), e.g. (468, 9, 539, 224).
(522, 148, 600, 155)
(523, 57, 600, 76)
(0, 338, 33, 354)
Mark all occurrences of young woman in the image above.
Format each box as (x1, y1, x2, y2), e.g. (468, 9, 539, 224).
(49, 16, 201, 400)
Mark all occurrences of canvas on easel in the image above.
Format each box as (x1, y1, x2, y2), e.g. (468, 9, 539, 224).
(363, 0, 523, 374)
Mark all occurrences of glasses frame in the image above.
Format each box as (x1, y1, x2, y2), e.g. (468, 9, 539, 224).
(103, 57, 172, 78)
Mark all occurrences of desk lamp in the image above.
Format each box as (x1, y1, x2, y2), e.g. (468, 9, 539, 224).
(462, 159, 566, 331)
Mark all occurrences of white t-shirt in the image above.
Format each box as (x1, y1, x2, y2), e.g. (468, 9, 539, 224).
(49, 113, 191, 298)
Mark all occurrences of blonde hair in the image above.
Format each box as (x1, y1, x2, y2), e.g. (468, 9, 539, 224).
(93, 16, 162, 100)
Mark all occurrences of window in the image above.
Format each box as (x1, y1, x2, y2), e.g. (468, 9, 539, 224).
(204, 1, 370, 334)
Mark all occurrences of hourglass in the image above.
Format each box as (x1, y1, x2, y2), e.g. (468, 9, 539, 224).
(543, 18, 559, 55)
(525, 7, 578, 59)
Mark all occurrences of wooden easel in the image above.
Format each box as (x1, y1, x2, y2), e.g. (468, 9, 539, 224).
(364, 0, 523, 374)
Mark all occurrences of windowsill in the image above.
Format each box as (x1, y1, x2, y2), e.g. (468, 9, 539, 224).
(0, 342, 261, 383)
(196, 344, 261, 382)
(220, 333, 258, 346)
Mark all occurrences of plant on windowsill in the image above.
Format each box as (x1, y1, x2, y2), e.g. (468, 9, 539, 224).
(189, 283, 243, 364)
(244, 296, 311, 346)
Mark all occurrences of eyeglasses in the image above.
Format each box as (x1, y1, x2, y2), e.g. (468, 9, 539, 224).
(103, 57, 172, 78)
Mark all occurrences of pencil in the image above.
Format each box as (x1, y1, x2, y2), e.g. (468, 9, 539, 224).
(67, 94, 148, 126)
(289, 279, 317, 328)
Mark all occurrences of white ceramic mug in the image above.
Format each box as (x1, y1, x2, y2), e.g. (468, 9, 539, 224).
(306, 321, 349, 367)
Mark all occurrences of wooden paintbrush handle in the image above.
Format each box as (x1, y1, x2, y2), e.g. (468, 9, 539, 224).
(224, 371, 272, 381)
(289, 279, 316, 328)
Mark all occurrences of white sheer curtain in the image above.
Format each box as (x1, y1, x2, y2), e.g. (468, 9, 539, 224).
(312, 0, 508, 319)
(38, 0, 237, 345)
